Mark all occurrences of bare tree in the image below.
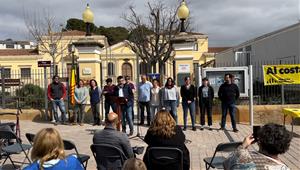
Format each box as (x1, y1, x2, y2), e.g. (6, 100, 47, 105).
(123, 1, 183, 80)
(24, 11, 70, 75)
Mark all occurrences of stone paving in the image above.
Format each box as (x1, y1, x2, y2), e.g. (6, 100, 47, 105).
(1, 120, 299, 170)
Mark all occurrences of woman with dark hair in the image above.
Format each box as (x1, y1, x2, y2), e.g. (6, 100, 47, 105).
(143, 110, 190, 170)
(89, 79, 102, 126)
(74, 79, 88, 126)
(224, 123, 292, 170)
(160, 77, 179, 123)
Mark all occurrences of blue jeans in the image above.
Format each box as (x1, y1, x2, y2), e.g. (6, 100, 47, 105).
(51, 99, 66, 123)
(221, 102, 237, 129)
(150, 105, 159, 118)
(121, 105, 134, 132)
(182, 100, 195, 128)
(164, 100, 178, 124)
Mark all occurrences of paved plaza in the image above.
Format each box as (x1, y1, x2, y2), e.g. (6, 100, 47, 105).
(0, 119, 299, 170)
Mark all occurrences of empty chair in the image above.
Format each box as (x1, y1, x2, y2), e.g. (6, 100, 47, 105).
(145, 147, 183, 170)
(203, 141, 242, 170)
(90, 144, 128, 170)
(0, 130, 32, 168)
(63, 139, 90, 170)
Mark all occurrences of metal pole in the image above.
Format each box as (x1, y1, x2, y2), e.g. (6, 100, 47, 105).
(1, 67, 5, 108)
(44, 67, 48, 121)
(249, 65, 253, 126)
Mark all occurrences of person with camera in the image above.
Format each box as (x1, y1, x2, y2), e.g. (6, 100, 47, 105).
(223, 123, 292, 170)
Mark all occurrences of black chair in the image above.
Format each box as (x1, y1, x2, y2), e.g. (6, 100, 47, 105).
(203, 141, 242, 170)
(90, 144, 128, 170)
(63, 140, 90, 170)
(0, 130, 32, 168)
(146, 147, 183, 170)
(25, 133, 35, 145)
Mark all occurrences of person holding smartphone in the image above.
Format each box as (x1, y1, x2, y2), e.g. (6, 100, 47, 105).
(223, 123, 292, 170)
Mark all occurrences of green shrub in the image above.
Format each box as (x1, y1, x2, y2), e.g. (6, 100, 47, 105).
(16, 84, 45, 109)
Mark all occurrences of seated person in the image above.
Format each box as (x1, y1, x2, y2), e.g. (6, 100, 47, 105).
(143, 110, 190, 170)
(224, 123, 292, 170)
(24, 128, 83, 170)
(93, 112, 134, 159)
(122, 158, 147, 170)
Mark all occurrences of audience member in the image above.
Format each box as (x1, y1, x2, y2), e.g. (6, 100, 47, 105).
(143, 110, 190, 170)
(93, 112, 134, 159)
(138, 75, 153, 126)
(122, 158, 147, 170)
(159, 77, 179, 124)
(74, 79, 89, 126)
(224, 123, 292, 170)
(180, 76, 196, 131)
(198, 77, 214, 130)
(24, 128, 83, 170)
(89, 79, 102, 126)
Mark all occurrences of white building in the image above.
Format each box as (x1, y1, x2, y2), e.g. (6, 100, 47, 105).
(0, 39, 36, 50)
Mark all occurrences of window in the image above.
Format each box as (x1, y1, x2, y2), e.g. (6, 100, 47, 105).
(140, 62, 148, 75)
(107, 62, 115, 76)
(21, 68, 31, 78)
(0, 68, 11, 78)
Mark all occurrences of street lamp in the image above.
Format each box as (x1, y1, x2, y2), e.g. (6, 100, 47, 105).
(82, 3, 94, 36)
(177, 0, 189, 32)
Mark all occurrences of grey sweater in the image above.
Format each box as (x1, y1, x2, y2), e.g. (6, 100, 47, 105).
(74, 87, 89, 104)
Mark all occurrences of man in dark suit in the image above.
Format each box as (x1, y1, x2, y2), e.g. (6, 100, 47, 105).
(93, 112, 134, 159)
(114, 76, 134, 136)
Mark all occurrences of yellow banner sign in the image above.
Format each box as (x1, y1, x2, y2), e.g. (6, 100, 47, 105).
(263, 64, 300, 85)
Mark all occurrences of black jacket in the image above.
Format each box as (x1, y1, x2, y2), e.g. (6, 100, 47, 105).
(143, 125, 190, 170)
(218, 83, 240, 104)
(180, 84, 196, 102)
(198, 85, 214, 106)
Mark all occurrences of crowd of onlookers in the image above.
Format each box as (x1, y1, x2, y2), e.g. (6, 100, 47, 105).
(48, 73, 240, 135)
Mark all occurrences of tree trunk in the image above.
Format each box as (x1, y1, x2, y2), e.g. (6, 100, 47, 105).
(151, 61, 157, 73)
(159, 61, 165, 84)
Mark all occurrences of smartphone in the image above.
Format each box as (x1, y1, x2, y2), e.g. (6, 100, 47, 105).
(253, 126, 261, 142)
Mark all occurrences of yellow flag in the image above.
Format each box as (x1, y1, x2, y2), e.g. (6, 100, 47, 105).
(70, 68, 76, 105)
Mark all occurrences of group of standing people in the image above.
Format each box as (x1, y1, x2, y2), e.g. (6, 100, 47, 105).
(48, 72, 240, 133)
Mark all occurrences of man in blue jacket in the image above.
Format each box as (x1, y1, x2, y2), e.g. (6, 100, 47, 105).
(114, 76, 134, 136)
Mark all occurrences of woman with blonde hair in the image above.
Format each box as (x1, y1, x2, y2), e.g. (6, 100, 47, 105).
(122, 158, 147, 170)
(24, 128, 83, 170)
(143, 110, 190, 170)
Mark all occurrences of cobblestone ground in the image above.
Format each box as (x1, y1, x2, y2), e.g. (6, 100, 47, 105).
(0, 120, 299, 170)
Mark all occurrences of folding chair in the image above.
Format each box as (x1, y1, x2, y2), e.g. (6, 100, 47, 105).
(0, 130, 32, 169)
(90, 144, 128, 170)
(63, 139, 90, 170)
(25, 133, 35, 145)
(203, 141, 242, 170)
(146, 147, 183, 170)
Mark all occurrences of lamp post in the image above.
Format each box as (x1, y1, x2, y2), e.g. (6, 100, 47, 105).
(82, 3, 94, 36)
(177, 0, 189, 32)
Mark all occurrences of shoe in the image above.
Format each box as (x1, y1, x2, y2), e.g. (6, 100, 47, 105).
(79, 123, 84, 126)
(200, 126, 204, 130)
(93, 123, 97, 126)
(192, 127, 196, 131)
(233, 129, 239, 133)
(183, 127, 187, 131)
(138, 122, 144, 126)
(54, 122, 58, 126)
(208, 126, 212, 131)
(72, 123, 77, 125)
(219, 127, 225, 130)
(129, 131, 134, 136)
